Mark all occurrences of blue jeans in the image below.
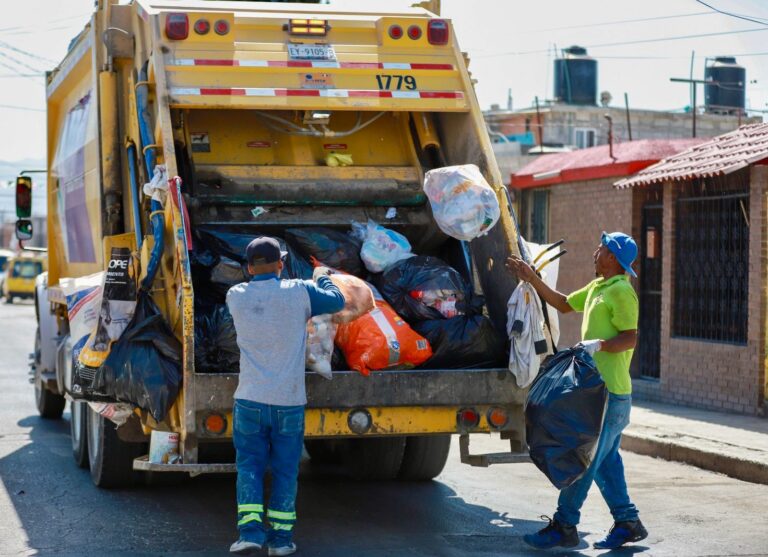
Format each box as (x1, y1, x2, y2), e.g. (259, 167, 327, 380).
(233, 399, 305, 546)
(554, 393, 639, 527)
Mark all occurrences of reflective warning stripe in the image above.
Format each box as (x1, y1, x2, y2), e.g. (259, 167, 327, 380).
(271, 523, 294, 531)
(170, 59, 454, 71)
(370, 308, 400, 366)
(170, 87, 463, 99)
(267, 509, 297, 521)
(237, 513, 263, 526)
(238, 504, 264, 513)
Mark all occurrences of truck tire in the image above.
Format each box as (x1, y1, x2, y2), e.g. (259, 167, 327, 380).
(70, 401, 89, 468)
(398, 435, 451, 481)
(342, 437, 406, 480)
(34, 329, 65, 420)
(87, 406, 144, 488)
(305, 439, 342, 465)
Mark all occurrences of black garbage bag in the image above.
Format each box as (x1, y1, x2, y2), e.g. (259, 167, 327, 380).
(94, 293, 182, 422)
(195, 304, 240, 373)
(525, 347, 607, 489)
(276, 238, 313, 280)
(285, 227, 363, 276)
(413, 298, 506, 369)
(372, 255, 470, 322)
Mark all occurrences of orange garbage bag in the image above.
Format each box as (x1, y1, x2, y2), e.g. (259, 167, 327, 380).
(336, 300, 433, 376)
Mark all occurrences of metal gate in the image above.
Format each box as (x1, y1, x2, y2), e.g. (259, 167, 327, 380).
(637, 204, 662, 379)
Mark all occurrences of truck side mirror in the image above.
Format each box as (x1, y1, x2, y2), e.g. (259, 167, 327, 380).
(15, 176, 32, 219)
(15, 219, 33, 241)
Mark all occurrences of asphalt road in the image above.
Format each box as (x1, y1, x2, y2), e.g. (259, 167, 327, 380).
(1, 301, 767, 557)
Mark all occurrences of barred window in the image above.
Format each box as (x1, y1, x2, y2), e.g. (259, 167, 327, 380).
(673, 170, 749, 344)
(520, 189, 549, 244)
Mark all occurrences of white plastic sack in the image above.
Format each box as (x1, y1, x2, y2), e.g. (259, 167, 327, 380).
(88, 401, 135, 427)
(306, 314, 337, 379)
(507, 282, 547, 388)
(423, 164, 501, 241)
(62, 272, 105, 357)
(351, 219, 413, 273)
(143, 164, 168, 205)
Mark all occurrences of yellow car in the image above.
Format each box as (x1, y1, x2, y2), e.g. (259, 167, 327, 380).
(3, 255, 45, 304)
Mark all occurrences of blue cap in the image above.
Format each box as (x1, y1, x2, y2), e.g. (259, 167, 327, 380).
(245, 236, 287, 266)
(601, 231, 638, 278)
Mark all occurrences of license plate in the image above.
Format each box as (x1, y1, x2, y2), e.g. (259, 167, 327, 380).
(287, 43, 336, 61)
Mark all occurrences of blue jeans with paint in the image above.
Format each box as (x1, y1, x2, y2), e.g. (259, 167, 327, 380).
(233, 399, 305, 546)
(554, 393, 640, 527)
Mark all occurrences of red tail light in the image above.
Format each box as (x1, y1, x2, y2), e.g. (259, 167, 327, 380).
(214, 19, 230, 36)
(407, 25, 422, 40)
(457, 407, 480, 429)
(427, 19, 449, 45)
(194, 19, 210, 35)
(165, 13, 189, 40)
(388, 24, 403, 39)
(487, 407, 509, 429)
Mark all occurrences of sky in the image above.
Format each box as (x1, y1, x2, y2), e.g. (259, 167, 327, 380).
(0, 0, 767, 163)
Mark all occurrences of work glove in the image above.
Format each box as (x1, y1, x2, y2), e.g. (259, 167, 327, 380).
(313, 266, 333, 281)
(576, 339, 602, 356)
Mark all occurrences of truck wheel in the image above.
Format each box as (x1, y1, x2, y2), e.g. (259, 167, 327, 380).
(398, 435, 451, 481)
(34, 329, 65, 419)
(87, 406, 144, 488)
(342, 437, 406, 480)
(70, 401, 89, 468)
(305, 439, 342, 465)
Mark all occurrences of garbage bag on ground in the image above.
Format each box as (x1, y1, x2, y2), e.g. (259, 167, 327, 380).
(507, 281, 548, 388)
(373, 255, 470, 321)
(94, 292, 182, 422)
(423, 164, 500, 241)
(335, 300, 432, 376)
(306, 314, 337, 379)
(194, 304, 240, 373)
(327, 272, 375, 324)
(413, 311, 506, 370)
(286, 227, 364, 277)
(350, 219, 413, 273)
(525, 347, 607, 489)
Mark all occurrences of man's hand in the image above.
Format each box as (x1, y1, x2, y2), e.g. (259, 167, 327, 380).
(312, 266, 333, 281)
(576, 339, 602, 356)
(506, 255, 537, 283)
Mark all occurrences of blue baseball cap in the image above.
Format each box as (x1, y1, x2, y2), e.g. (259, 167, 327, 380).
(245, 236, 287, 266)
(601, 231, 638, 278)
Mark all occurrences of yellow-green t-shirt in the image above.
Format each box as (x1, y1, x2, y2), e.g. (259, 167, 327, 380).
(566, 275, 638, 395)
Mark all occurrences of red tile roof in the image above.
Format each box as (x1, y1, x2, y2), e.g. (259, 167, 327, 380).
(615, 123, 768, 189)
(511, 138, 706, 189)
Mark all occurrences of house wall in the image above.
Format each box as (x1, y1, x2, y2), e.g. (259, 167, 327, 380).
(633, 166, 767, 415)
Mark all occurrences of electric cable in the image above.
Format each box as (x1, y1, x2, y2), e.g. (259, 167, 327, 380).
(693, 0, 768, 27)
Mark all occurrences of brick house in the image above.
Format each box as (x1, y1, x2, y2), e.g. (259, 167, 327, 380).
(615, 124, 768, 416)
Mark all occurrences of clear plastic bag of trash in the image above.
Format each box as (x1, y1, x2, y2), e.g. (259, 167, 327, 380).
(88, 401, 135, 427)
(306, 314, 337, 379)
(327, 272, 375, 324)
(210, 256, 248, 286)
(525, 347, 607, 489)
(350, 219, 413, 273)
(423, 164, 500, 241)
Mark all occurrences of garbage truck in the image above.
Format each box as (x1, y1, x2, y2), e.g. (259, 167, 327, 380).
(23, 0, 531, 488)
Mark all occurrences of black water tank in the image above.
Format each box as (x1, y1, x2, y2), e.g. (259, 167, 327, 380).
(705, 56, 745, 114)
(554, 46, 597, 105)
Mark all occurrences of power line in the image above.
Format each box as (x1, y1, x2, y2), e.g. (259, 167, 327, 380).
(520, 11, 715, 34)
(476, 27, 768, 59)
(693, 0, 768, 27)
(0, 103, 44, 112)
(0, 50, 43, 75)
(0, 40, 56, 65)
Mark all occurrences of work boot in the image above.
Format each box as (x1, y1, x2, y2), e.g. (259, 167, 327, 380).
(593, 520, 648, 549)
(229, 539, 262, 555)
(523, 516, 579, 549)
(268, 542, 297, 556)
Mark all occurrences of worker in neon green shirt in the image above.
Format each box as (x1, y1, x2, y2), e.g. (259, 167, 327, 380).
(507, 231, 647, 551)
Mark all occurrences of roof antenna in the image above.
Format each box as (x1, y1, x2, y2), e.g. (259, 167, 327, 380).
(604, 114, 617, 162)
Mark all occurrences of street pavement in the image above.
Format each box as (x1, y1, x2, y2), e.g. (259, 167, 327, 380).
(1, 301, 767, 557)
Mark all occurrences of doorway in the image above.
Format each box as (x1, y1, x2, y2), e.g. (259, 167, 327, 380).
(637, 204, 662, 379)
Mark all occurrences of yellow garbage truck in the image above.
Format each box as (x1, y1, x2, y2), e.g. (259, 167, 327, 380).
(24, 0, 529, 487)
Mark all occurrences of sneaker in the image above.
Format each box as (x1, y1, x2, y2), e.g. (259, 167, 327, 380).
(593, 520, 648, 549)
(523, 516, 579, 549)
(268, 542, 297, 556)
(230, 539, 262, 555)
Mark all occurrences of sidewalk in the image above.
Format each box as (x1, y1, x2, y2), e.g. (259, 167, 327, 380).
(622, 401, 768, 485)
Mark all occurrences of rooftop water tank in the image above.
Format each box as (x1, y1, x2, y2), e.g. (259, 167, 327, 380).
(704, 56, 745, 115)
(554, 46, 597, 106)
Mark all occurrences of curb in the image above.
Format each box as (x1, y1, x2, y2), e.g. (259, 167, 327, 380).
(621, 431, 768, 485)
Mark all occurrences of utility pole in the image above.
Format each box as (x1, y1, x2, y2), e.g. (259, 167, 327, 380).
(670, 77, 717, 138)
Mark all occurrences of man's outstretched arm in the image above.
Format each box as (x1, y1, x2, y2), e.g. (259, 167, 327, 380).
(506, 255, 573, 314)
